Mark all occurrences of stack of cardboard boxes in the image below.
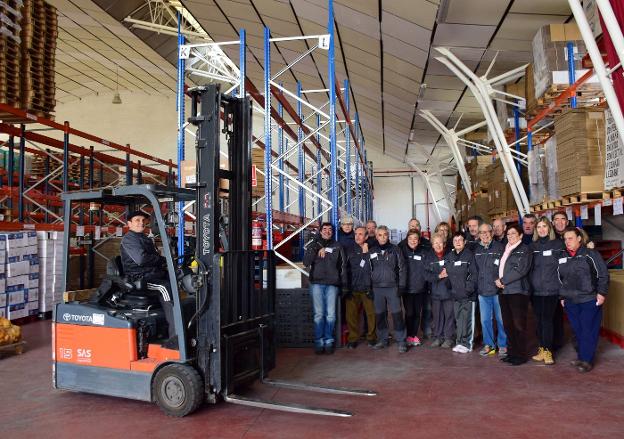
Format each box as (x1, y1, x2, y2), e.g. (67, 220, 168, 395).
(0, 231, 39, 320)
(487, 159, 516, 216)
(554, 108, 605, 196)
(37, 231, 65, 314)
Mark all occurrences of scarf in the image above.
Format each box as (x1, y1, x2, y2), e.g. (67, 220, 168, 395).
(499, 239, 522, 279)
(435, 249, 445, 260)
(567, 248, 578, 257)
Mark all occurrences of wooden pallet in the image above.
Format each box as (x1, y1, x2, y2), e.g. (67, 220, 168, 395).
(561, 191, 604, 205)
(0, 340, 26, 356)
(527, 84, 605, 118)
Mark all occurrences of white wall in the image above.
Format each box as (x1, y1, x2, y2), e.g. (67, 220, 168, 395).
(53, 91, 195, 163)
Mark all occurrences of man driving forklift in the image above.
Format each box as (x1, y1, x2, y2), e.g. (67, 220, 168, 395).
(121, 211, 177, 349)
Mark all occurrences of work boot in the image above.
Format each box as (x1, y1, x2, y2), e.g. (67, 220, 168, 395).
(543, 349, 555, 365)
(398, 342, 408, 353)
(367, 340, 377, 348)
(441, 339, 454, 349)
(577, 361, 593, 373)
(325, 344, 335, 355)
(372, 340, 389, 350)
(430, 338, 442, 348)
(532, 347, 545, 362)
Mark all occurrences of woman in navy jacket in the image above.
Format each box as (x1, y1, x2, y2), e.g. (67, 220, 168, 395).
(529, 217, 565, 365)
(495, 224, 533, 366)
(558, 227, 609, 372)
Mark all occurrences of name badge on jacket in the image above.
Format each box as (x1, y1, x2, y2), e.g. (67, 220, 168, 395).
(370, 253, 378, 259)
(543, 250, 552, 256)
(438, 260, 445, 266)
(414, 255, 422, 261)
(558, 257, 567, 264)
(454, 261, 462, 266)
(325, 247, 333, 253)
(494, 259, 500, 266)
(359, 259, 366, 268)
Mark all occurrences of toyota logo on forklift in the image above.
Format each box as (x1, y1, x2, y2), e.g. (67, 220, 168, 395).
(52, 85, 376, 418)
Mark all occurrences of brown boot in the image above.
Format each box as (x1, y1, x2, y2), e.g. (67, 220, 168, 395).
(532, 347, 545, 362)
(543, 348, 554, 365)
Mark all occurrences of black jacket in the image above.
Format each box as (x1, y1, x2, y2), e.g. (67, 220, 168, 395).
(369, 243, 406, 290)
(474, 240, 504, 297)
(120, 231, 166, 280)
(557, 246, 609, 304)
(402, 244, 431, 294)
(425, 250, 452, 301)
(499, 243, 532, 295)
(366, 236, 379, 248)
(398, 235, 431, 253)
(522, 233, 533, 245)
(303, 237, 347, 287)
(529, 237, 566, 296)
(446, 248, 478, 301)
(345, 245, 371, 292)
(338, 229, 356, 251)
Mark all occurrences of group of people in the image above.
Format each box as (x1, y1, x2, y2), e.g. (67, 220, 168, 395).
(303, 212, 609, 373)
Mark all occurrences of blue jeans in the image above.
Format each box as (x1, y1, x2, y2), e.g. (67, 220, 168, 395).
(479, 295, 507, 349)
(310, 284, 339, 347)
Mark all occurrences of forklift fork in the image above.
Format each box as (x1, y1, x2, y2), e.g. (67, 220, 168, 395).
(221, 324, 376, 417)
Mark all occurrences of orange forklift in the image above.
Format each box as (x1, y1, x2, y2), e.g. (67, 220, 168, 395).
(53, 85, 375, 417)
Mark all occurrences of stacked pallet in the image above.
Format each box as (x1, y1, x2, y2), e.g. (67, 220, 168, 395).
(0, 0, 57, 121)
(19, 0, 56, 116)
(0, 1, 23, 108)
(554, 108, 605, 197)
(30, 151, 118, 185)
(466, 155, 493, 193)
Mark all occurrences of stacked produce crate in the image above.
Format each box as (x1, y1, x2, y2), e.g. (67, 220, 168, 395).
(0, 231, 39, 320)
(0, 0, 57, 120)
(553, 108, 605, 197)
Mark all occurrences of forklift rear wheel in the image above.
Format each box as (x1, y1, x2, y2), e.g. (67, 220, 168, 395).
(153, 364, 203, 417)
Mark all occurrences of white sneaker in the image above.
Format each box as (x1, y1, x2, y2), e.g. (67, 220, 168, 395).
(452, 344, 462, 352)
(456, 345, 470, 354)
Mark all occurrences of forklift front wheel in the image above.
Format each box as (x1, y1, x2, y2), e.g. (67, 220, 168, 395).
(153, 364, 204, 417)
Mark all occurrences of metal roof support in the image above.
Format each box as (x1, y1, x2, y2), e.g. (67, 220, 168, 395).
(434, 47, 531, 216)
(410, 163, 442, 223)
(569, 0, 624, 143)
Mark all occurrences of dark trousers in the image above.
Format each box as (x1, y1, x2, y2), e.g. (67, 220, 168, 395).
(146, 278, 176, 339)
(532, 295, 558, 350)
(373, 287, 406, 343)
(421, 293, 433, 337)
(345, 291, 376, 343)
(432, 298, 455, 341)
(564, 300, 603, 364)
(553, 299, 565, 350)
(500, 294, 529, 360)
(404, 293, 426, 338)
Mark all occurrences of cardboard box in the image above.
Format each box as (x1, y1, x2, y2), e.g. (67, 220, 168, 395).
(0, 293, 6, 307)
(26, 288, 38, 303)
(26, 231, 37, 246)
(8, 303, 27, 320)
(8, 290, 25, 306)
(0, 307, 6, 319)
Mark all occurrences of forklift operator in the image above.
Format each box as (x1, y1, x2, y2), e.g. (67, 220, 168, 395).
(121, 211, 177, 348)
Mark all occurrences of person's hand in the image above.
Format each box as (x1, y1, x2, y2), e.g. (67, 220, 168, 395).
(366, 290, 374, 300)
(318, 248, 326, 258)
(495, 278, 504, 289)
(361, 243, 369, 253)
(561, 299, 565, 308)
(596, 293, 606, 306)
(438, 268, 448, 279)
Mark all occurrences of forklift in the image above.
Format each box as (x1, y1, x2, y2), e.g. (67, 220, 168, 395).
(53, 85, 375, 417)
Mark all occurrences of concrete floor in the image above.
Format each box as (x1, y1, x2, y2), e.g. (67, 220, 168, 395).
(1, 321, 624, 439)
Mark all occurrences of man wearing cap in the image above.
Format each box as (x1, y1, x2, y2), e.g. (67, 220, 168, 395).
(121, 211, 177, 348)
(338, 216, 356, 251)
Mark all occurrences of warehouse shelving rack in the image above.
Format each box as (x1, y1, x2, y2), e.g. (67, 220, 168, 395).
(0, 102, 177, 289)
(174, 0, 373, 273)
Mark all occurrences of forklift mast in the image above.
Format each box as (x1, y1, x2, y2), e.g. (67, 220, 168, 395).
(187, 85, 276, 398)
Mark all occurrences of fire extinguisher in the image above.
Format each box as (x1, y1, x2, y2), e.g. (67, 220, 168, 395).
(252, 219, 263, 250)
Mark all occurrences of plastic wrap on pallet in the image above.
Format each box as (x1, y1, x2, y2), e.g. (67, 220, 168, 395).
(528, 148, 546, 205)
(532, 24, 589, 99)
(544, 136, 559, 201)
